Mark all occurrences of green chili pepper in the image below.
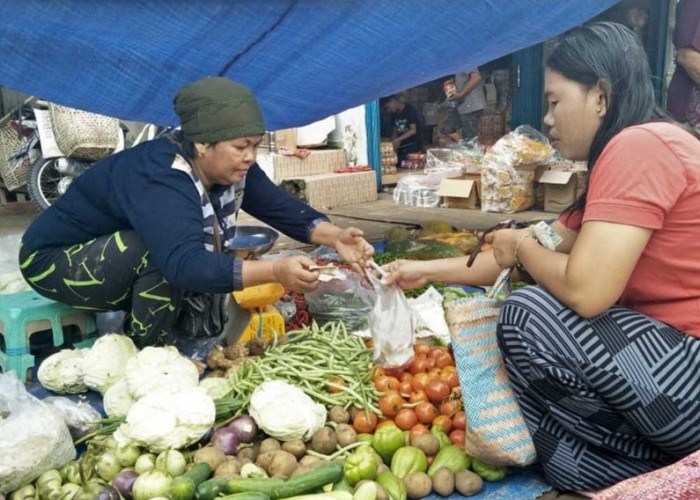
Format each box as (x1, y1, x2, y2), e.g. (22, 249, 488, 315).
(375, 471, 407, 500)
(427, 445, 471, 477)
(372, 424, 405, 464)
(430, 425, 452, 450)
(471, 457, 508, 481)
(389, 446, 428, 479)
(343, 448, 379, 486)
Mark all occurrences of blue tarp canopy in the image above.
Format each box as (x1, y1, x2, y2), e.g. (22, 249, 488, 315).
(0, 1, 616, 130)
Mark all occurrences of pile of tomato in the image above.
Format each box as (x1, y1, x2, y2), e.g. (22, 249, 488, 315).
(353, 344, 466, 449)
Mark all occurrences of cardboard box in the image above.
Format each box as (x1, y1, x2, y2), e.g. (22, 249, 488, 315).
(539, 170, 577, 213)
(459, 172, 482, 200)
(438, 178, 479, 209)
(273, 149, 347, 182)
(280, 170, 377, 209)
(273, 128, 297, 150)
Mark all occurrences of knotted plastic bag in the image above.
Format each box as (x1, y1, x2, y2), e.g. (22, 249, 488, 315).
(367, 271, 415, 369)
(0, 372, 76, 494)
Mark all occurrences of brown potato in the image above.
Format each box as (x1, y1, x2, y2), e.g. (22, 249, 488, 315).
(193, 446, 226, 471)
(259, 438, 281, 454)
(282, 440, 307, 459)
(310, 427, 337, 455)
(404, 471, 432, 499)
(255, 451, 275, 472)
(411, 433, 440, 456)
(214, 458, 242, 478)
(329, 405, 350, 424)
(335, 423, 358, 448)
(454, 469, 484, 496)
(432, 466, 455, 496)
(267, 450, 298, 478)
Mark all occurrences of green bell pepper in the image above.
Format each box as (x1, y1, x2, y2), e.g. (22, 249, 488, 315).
(427, 445, 471, 477)
(376, 471, 407, 500)
(343, 448, 379, 486)
(471, 457, 508, 481)
(372, 424, 405, 464)
(389, 446, 428, 479)
(430, 426, 452, 450)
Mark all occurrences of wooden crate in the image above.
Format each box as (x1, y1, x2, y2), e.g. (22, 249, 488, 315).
(280, 170, 377, 209)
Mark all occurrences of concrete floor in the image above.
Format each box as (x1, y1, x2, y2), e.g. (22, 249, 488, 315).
(0, 192, 555, 248)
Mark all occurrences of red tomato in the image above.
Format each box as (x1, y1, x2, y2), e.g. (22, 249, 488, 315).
(373, 367, 386, 380)
(353, 411, 378, 433)
(425, 379, 451, 404)
(384, 377, 401, 392)
(435, 352, 455, 369)
(379, 391, 404, 418)
(376, 419, 397, 430)
(432, 415, 453, 434)
(452, 410, 466, 430)
(441, 371, 460, 389)
(411, 373, 431, 391)
(398, 381, 413, 395)
(414, 343, 431, 356)
(395, 408, 418, 430)
(408, 389, 429, 404)
(428, 346, 450, 360)
(409, 423, 431, 442)
(415, 401, 440, 425)
(449, 429, 466, 449)
(409, 356, 431, 375)
(439, 399, 461, 417)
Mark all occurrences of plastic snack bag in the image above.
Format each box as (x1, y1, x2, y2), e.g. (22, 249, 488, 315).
(366, 264, 415, 369)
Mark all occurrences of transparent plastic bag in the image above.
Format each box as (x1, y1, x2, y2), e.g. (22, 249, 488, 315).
(304, 268, 375, 332)
(393, 175, 440, 208)
(42, 396, 101, 440)
(425, 138, 484, 176)
(0, 372, 76, 494)
(480, 125, 553, 214)
(366, 271, 415, 369)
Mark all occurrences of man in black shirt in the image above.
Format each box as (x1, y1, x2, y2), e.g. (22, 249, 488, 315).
(381, 94, 422, 165)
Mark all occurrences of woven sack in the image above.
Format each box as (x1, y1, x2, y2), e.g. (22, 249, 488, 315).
(0, 124, 31, 190)
(445, 292, 536, 466)
(49, 103, 120, 161)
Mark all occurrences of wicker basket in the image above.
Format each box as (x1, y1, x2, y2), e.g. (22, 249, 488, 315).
(0, 124, 31, 191)
(49, 103, 120, 161)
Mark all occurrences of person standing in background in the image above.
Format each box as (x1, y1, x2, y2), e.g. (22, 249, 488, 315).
(448, 68, 487, 141)
(667, 0, 700, 130)
(380, 94, 422, 165)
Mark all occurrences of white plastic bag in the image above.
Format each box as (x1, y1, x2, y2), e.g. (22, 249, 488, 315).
(0, 372, 76, 494)
(367, 271, 415, 369)
(0, 234, 30, 294)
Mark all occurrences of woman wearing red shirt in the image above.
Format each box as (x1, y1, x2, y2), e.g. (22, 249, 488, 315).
(385, 22, 700, 490)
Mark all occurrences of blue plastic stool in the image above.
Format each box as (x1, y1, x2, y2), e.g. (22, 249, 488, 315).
(0, 290, 97, 381)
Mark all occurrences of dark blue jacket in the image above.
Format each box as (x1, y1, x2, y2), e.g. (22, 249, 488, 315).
(21, 138, 327, 292)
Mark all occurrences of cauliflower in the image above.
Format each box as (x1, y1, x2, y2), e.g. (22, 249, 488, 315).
(103, 380, 136, 417)
(125, 346, 199, 400)
(82, 334, 138, 394)
(37, 349, 88, 394)
(249, 380, 327, 442)
(113, 387, 215, 452)
(198, 377, 233, 400)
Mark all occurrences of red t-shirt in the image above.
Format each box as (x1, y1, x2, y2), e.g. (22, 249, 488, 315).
(560, 122, 700, 338)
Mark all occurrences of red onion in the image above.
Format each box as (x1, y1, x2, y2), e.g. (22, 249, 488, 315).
(212, 427, 240, 455)
(226, 415, 258, 443)
(112, 470, 138, 500)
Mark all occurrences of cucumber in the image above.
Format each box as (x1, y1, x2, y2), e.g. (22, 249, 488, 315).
(227, 463, 344, 500)
(173, 463, 213, 500)
(219, 494, 271, 500)
(196, 478, 231, 500)
(186, 463, 213, 485)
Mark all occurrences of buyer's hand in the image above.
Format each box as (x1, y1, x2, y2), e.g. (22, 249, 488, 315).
(334, 227, 374, 272)
(381, 259, 430, 289)
(485, 228, 530, 269)
(272, 255, 320, 293)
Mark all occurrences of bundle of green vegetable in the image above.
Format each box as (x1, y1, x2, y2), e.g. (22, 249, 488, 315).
(216, 321, 380, 424)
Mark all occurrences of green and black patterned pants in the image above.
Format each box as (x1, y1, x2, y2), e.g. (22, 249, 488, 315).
(19, 231, 181, 347)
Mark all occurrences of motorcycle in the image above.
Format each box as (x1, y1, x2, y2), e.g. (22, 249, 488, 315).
(5, 99, 129, 210)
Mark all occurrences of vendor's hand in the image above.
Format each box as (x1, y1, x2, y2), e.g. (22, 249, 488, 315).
(272, 255, 320, 293)
(381, 259, 430, 289)
(484, 228, 529, 269)
(334, 227, 374, 273)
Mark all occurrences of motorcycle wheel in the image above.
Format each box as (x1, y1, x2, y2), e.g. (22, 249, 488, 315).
(27, 156, 64, 211)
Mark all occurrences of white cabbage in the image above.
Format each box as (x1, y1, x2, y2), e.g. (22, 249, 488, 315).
(103, 380, 136, 417)
(113, 387, 215, 452)
(37, 349, 88, 394)
(198, 377, 233, 401)
(125, 346, 199, 401)
(82, 334, 138, 394)
(248, 380, 327, 442)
